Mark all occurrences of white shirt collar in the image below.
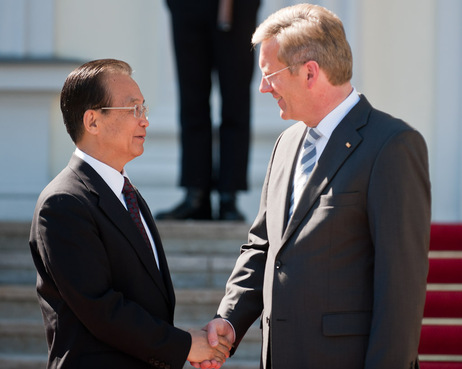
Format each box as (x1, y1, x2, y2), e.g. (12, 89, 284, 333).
(74, 147, 128, 200)
(315, 87, 360, 139)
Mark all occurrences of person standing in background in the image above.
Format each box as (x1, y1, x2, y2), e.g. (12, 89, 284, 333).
(157, 0, 260, 221)
(197, 3, 431, 369)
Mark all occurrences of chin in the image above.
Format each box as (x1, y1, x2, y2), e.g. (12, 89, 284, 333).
(279, 111, 292, 121)
(131, 148, 144, 159)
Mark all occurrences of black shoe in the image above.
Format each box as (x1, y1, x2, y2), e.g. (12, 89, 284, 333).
(155, 189, 212, 220)
(219, 192, 245, 221)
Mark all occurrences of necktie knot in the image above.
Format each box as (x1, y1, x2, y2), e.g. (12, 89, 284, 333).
(288, 127, 322, 218)
(307, 127, 321, 144)
(299, 127, 322, 174)
(122, 176, 133, 194)
(123, 177, 138, 213)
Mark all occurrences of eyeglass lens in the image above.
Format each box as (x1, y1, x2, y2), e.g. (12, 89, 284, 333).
(135, 104, 148, 118)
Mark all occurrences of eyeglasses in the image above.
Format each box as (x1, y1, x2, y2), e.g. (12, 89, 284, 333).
(100, 104, 149, 119)
(262, 66, 292, 85)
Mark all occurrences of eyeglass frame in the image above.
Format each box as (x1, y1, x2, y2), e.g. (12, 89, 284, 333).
(99, 104, 149, 119)
(261, 65, 292, 85)
(261, 62, 308, 85)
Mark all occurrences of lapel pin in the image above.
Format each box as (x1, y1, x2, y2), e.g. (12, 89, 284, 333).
(346, 142, 351, 148)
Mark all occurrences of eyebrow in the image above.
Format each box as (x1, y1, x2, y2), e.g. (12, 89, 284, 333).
(125, 97, 145, 105)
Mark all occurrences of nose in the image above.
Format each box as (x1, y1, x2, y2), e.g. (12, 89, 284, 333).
(140, 116, 149, 127)
(259, 77, 272, 93)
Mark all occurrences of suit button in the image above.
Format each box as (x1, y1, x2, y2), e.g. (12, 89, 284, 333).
(275, 260, 282, 269)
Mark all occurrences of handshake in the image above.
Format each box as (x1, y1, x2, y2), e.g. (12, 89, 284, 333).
(187, 318, 235, 369)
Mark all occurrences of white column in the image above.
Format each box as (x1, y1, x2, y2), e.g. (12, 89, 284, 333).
(0, 0, 26, 56)
(0, 0, 54, 57)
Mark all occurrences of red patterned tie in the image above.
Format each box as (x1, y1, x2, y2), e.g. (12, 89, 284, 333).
(122, 177, 152, 248)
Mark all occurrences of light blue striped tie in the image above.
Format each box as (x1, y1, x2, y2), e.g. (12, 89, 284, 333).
(288, 127, 322, 218)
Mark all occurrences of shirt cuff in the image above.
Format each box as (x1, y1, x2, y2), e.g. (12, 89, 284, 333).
(223, 318, 236, 343)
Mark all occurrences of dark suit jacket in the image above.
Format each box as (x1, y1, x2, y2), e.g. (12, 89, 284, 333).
(217, 95, 431, 369)
(29, 154, 191, 369)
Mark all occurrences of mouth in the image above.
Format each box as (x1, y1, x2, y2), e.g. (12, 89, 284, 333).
(273, 93, 282, 103)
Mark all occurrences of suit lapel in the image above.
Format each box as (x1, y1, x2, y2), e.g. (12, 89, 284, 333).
(136, 188, 176, 307)
(281, 96, 371, 245)
(69, 156, 171, 303)
(271, 123, 307, 242)
(99, 191, 170, 302)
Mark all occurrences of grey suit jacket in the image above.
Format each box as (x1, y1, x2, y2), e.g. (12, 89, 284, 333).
(217, 95, 431, 369)
(29, 155, 191, 369)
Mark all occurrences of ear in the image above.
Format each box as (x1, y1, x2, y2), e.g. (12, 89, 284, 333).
(83, 109, 100, 135)
(304, 60, 320, 88)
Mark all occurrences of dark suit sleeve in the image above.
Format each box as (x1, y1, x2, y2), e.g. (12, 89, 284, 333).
(365, 128, 431, 368)
(33, 192, 191, 368)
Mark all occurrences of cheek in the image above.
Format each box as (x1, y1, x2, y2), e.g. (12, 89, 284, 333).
(102, 121, 121, 137)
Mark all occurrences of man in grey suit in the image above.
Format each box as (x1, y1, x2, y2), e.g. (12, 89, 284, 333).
(193, 4, 431, 369)
(29, 59, 230, 369)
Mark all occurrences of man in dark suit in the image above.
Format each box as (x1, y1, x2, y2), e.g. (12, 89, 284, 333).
(194, 4, 431, 369)
(29, 59, 230, 369)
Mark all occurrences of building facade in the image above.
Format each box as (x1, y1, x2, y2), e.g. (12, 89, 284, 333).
(0, 0, 460, 222)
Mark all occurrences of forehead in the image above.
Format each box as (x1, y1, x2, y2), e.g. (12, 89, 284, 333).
(259, 38, 284, 70)
(104, 73, 144, 104)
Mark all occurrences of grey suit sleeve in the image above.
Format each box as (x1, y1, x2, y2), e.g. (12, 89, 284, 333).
(217, 187, 268, 347)
(365, 129, 431, 368)
(216, 134, 285, 347)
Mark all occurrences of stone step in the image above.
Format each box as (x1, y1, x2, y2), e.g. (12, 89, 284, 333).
(0, 221, 249, 253)
(0, 222, 31, 252)
(0, 354, 48, 369)
(0, 286, 262, 362)
(0, 328, 260, 369)
(0, 251, 36, 285)
(0, 221, 248, 287)
(0, 222, 261, 368)
(0, 319, 47, 355)
(0, 285, 258, 330)
(0, 354, 259, 369)
(0, 251, 240, 288)
(0, 285, 42, 321)
(0, 319, 261, 365)
(0, 249, 239, 288)
(0, 286, 260, 328)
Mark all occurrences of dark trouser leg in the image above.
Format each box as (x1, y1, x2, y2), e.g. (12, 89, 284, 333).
(156, 2, 217, 220)
(215, 0, 260, 220)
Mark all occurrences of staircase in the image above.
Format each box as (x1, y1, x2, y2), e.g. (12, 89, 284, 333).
(419, 223, 462, 368)
(0, 221, 261, 369)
